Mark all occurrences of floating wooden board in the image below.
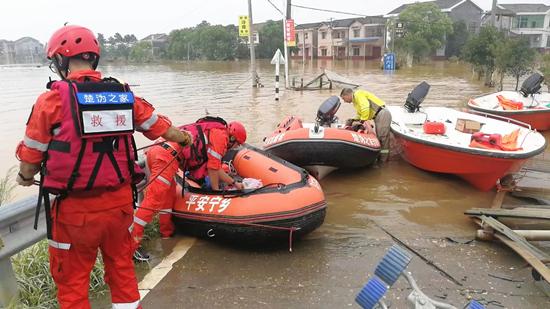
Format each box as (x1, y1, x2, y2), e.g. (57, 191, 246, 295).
(523, 157, 550, 173)
(502, 203, 550, 210)
(478, 215, 550, 261)
(514, 170, 550, 195)
(466, 208, 550, 220)
(510, 191, 550, 205)
(494, 233, 550, 283)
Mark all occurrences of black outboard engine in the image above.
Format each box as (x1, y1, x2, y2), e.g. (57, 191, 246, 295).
(316, 96, 341, 126)
(404, 81, 430, 113)
(520, 73, 544, 97)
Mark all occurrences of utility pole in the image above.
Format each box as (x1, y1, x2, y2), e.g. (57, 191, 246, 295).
(187, 42, 190, 61)
(248, 0, 258, 87)
(330, 18, 335, 61)
(491, 0, 498, 27)
(284, 0, 291, 89)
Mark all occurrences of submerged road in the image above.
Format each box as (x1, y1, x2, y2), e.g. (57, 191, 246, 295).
(136, 160, 550, 309)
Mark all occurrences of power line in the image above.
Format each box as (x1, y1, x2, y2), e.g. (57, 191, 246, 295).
(266, 0, 284, 16)
(291, 3, 366, 17)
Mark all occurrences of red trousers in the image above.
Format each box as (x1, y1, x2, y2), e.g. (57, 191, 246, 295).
(49, 203, 140, 309)
(132, 145, 177, 249)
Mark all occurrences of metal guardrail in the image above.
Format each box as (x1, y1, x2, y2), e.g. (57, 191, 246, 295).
(0, 195, 45, 307)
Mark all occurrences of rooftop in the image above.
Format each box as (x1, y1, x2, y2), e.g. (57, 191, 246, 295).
(386, 0, 482, 16)
(499, 3, 550, 14)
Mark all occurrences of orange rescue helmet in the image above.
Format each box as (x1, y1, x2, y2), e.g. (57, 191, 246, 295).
(228, 121, 247, 145)
(47, 25, 100, 70)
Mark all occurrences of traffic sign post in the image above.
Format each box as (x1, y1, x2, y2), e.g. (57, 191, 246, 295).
(271, 49, 286, 101)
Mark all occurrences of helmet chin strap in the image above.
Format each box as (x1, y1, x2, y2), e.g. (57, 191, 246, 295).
(52, 55, 70, 80)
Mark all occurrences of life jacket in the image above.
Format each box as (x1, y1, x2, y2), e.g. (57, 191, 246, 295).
(469, 129, 522, 151)
(497, 95, 523, 111)
(172, 116, 228, 180)
(42, 78, 140, 194)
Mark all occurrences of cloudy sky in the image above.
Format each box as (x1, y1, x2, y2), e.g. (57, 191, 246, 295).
(1, 0, 548, 42)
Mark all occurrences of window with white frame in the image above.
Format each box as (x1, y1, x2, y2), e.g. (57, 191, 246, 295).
(321, 48, 327, 56)
(353, 29, 360, 38)
(353, 47, 360, 56)
(321, 32, 326, 39)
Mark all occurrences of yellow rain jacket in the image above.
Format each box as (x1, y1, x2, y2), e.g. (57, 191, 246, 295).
(352, 89, 385, 121)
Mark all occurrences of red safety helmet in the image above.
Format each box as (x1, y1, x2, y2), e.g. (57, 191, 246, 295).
(228, 121, 247, 145)
(46, 25, 100, 72)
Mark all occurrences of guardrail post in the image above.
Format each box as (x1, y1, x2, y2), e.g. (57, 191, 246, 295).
(0, 257, 18, 307)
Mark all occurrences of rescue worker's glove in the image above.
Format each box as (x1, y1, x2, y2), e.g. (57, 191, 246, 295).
(178, 130, 193, 147)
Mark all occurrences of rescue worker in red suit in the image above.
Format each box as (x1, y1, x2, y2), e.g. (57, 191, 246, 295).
(15, 25, 192, 309)
(131, 119, 247, 261)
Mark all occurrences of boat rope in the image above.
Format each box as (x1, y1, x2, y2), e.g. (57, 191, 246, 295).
(135, 204, 299, 252)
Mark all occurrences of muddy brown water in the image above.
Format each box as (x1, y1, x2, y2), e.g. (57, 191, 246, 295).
(2, 60, 549, 308)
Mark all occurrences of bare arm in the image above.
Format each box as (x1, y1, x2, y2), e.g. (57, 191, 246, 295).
(208, 168, 241, 191)
(161, 126, 193, 146)
(16, 162, 40, 186)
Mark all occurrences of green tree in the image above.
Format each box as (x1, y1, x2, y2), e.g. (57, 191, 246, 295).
(494, 37, 535, 91)
(129, 41, 153, 62)
(445, 21, 469, 58)
(167, 28, 195, 60)
(395, 2, 453, 63)
(462, 26, 503, 86)
(540, 53, 550, 92)
(257, 20, 284, 59)
(194, 24, 237, 60)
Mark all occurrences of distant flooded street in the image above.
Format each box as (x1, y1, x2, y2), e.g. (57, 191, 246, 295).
(2, 60, 549, 308)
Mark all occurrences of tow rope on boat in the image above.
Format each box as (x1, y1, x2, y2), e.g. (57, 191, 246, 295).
(135, 204, 300, 252)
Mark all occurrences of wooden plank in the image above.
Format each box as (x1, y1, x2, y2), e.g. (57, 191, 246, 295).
(479, 216, 550, 261)
(491, 190, 506, 209)
(494, 233, 550, 283)
(502, 203, 550, 210)
(523, 157, 550, 173)
(465, 208, 550, 220)
(510, 191, 550, 205)
(515, 170, 550, 194)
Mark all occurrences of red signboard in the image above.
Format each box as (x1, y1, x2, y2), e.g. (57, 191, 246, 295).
(286, 19, 296, 47)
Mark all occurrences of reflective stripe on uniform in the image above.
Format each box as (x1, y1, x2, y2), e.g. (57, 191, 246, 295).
(156, 175, 172, 186)
(24, 135, 48, 152)
(48, 239, 71, 250)
(207, 148, 222, 160)
(380, 149, 389, 154)
(159, 208, 172, 214)
(128, 223, 134, 233)
(137, 114, 158, 131)
(112, 300, 140, 309)
(134, 216, 148, 227)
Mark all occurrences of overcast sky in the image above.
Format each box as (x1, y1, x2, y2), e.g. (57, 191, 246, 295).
(1, 0, 548, 42)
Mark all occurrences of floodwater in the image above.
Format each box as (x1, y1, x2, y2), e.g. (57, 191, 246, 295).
(2, 60, 550, 308)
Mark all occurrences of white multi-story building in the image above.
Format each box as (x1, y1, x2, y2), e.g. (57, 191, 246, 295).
(499, 3, 550, 50)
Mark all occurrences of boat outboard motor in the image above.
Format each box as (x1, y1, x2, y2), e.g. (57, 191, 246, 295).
(520, 73, 544, 97)
(316, 96, 341, 126)
(404, 81, 430, 113)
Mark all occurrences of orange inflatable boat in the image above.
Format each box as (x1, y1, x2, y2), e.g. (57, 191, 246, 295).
(264, 96, 381, 179)
(172, 145, 327, 245)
